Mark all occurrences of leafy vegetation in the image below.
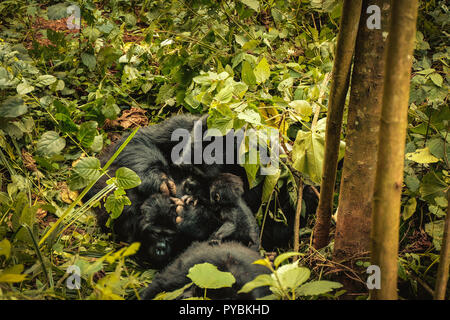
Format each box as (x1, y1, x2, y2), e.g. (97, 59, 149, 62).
(0, 0, 448, 300)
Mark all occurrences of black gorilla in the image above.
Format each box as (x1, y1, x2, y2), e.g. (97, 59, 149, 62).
(134, 194, 179, 268)
(84, 114, 249, 267)
(142, 241, 271, 300)
(174, 173, 260, 250)
(208, 173, 260, 250)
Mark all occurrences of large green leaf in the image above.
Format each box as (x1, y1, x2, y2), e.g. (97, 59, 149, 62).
(254, 57, 270, 84)
(241, 60, 256, 85)
(239, 0, 260, 11)
(37, 131, 66, 156)
(419, 171, 448, 203)
(425, 220, 445, 250)
(238, 274, 274, 294)
(0, 238, 11, 259)
(114, 167, 141, 189)
(296, 280, 343, 296)
(105, 193, 131, 219)
(292, 131, 325, 184)
(187, 263, 236, 289)
(81, 53, 97, 71)
(0, 96, 27, 118)
(275, 262, 310, 290)
(73, 157, 101, 182)
(406, 147, 439, 164)
(77, 121, 98, 148)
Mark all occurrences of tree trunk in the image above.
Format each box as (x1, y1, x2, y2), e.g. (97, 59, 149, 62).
(434, 189, 450, 300)
(333, 0, 390, 264)
(370, 0, 419, 300)
(312, 0, 363, 250)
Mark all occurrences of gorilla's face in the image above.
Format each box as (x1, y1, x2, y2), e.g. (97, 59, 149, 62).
(138, 194, 179, 268)
(144, 226, 176, 264)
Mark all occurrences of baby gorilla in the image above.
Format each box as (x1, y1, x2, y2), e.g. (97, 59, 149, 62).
(208, 173, 260, 250)
(174, 173, 260, 250)
(142, 241, 271, 300)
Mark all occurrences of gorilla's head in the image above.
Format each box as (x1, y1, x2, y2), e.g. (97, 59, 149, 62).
(209, 173, 244, 205)
(138, 194, 178, 268)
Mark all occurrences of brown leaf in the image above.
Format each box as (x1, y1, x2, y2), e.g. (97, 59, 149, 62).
(59, 182, 79, 204)
(22, 149, 37, 172)
(104, 107, 148, 129)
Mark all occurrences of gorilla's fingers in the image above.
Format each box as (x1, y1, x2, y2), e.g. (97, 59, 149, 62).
(181, 195, 195, 206)
(176, 205, 184, 216)
(160, 181, 170, 195)
(170, 197, 184, 206)
(167, 179, 177, 196)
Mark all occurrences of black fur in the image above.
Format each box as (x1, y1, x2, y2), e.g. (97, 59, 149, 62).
(133, 194, 179, 268)
(208, 173, 260, 250)
(142, 241, 271, 300)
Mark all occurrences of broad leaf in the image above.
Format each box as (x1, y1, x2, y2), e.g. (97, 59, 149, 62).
(254, 57, 270, 84)
(296, 280, 343, 296)
(0, 96, 27, 118)
(114, 167, 141, 189)
(238, 274, 274, 294)
(187, 263, 236, 289)
(37, 131, 66, 156)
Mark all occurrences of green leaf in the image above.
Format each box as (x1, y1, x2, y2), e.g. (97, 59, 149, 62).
(406, 147, 439, 164)
(35, 75, 57, 87)
(429, 73, 443, 87)
(114, 167, 141, 189)
(275, 263, 310, 290)
(187, 263, 236, 289)
(236, 107, 261, 125)
(254, 57, 270, 84)
(73, 157, 101, 182)
(261, 169, 280, 203)
(292, 131, 325, 184)
(154, 282, 194, 300)
(81, 53, 97, 71)
(238, 274, 274, 294)
(37, 131, 66, 156)
(425, 220, 445, 250)
(419, 171, 448, 203)
(207, 106, 235, 135)
(289, 100, 313, 120)
(0, 264, 26, 283)
(274, 252, 303, 268)
(0, 96, 27, 118)
(17, 82, 34, 95)
(239, 0, 260, 11)
(241, 60, 256, 85)
(77, 121, 98, 148)
(296, 280, 343, 296)
(91, 135, 103, 152)
(122, 242, 140, 257)
(0, 238, 11, 259)
(402, 198, 417, 220)
(105, 193, 131, 219)
(214, 86, 234, 103)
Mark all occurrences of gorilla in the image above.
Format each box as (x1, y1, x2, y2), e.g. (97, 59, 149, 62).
(142, 241, 272, 300)
(84, 114, 249, 267)
(208, 173, 260, 250)
(133, 194, 179, 268)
